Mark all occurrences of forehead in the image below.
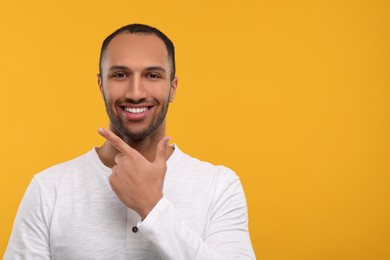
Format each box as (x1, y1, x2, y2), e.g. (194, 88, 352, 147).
(102, 33, 169, 70)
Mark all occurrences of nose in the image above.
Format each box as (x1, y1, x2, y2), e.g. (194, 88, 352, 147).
(125, 74, 147, 102)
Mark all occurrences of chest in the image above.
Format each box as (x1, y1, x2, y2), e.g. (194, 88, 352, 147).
(47, 175, 214, 259)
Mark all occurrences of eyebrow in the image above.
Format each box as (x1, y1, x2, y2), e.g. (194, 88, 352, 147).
(145, 66, 166, 74)
(108, 65, 167, 74)
(108, 65, 130, 72)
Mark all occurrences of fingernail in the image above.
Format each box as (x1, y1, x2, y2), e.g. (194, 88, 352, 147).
(98, 128, 104, 135)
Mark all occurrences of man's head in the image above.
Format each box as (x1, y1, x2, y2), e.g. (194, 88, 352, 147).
(98, 24, 178, 141)
(99, 24, 175, 81)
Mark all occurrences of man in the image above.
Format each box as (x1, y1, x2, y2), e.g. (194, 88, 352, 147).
(5, 24, 255, 259)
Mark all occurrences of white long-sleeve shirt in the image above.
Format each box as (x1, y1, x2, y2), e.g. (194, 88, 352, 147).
(4, 145, 255, 259)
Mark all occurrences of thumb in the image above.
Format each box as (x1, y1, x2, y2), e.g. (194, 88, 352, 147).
(155, 136, 170, 163)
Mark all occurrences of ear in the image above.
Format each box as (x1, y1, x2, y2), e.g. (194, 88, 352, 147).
(97, 74, 105, 98)
(97, 74, 103, 91)
(169, 76, 178, 102)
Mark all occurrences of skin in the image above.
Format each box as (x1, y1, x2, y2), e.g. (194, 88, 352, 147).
(96, 33, 178, 219)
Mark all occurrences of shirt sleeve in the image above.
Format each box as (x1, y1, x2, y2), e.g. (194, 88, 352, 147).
(4, 178, 51, 260)
(138, 174, 256, 260)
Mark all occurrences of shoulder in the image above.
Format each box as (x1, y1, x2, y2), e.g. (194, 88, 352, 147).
(14, 150, 98, 220)
(169, 145, 239, 186)
(31, 149, 102, 205)
(166, 146, 248, 222)
(34, 150, 93, 185)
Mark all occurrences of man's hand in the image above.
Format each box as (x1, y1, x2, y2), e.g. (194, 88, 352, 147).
(98, 128, 170, 219)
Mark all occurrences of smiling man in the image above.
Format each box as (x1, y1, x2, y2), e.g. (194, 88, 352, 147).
(4, 24, 255, 259)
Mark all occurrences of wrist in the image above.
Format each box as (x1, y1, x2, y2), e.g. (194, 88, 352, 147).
(138, 194, 163, 220)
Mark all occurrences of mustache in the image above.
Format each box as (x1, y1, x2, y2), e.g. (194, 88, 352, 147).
(115, 98, 150, 105)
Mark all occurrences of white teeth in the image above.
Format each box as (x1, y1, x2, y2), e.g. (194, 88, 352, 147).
(124, 107, 149, 114)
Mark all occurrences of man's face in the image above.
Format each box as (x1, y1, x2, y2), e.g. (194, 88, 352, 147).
(99, 33, 177, 141)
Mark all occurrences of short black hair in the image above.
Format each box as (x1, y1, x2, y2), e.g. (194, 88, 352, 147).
(99, 24, 176, 80)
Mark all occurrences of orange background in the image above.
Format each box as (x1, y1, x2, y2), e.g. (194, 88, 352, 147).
(1, 0, 389, 259)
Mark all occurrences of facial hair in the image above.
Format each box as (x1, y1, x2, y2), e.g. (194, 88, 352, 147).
(103, 91, 170, 141)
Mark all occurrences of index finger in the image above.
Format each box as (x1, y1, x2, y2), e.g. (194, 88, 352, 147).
(98, 127, 137, 156)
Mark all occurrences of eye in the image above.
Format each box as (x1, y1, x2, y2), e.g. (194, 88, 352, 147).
(146, 73, 161, 79)
(112, 72, 127, 78)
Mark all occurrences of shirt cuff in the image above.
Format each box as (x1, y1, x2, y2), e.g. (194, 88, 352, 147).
(137, 196, 170, 230)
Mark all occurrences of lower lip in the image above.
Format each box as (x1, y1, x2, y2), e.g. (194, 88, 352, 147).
(120, 107, 152, 121)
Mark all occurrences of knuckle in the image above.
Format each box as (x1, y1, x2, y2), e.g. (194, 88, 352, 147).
(114, 155, 122, 164)
(112, 138, 122, 148)
(112, 165, 119, 174)
(115, 154, 129, 165)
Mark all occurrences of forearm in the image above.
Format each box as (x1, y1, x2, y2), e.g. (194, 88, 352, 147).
(138, 196, 255, 260)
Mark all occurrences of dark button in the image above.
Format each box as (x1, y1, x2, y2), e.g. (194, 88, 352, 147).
(132, 226, 138, 233)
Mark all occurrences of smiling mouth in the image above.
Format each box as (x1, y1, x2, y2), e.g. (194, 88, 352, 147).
(122, 107, 150, 114)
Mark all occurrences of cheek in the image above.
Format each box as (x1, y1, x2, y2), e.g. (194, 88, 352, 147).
(147, 86, 169, 101)
(160, 90, 172, 104)
(104, 83, 125, 101)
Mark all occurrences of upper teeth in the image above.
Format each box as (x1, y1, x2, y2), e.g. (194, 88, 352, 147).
(124, 107, 149, 114)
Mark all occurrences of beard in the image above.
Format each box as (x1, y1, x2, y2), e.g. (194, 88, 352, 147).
(103, 96, 170, 141)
